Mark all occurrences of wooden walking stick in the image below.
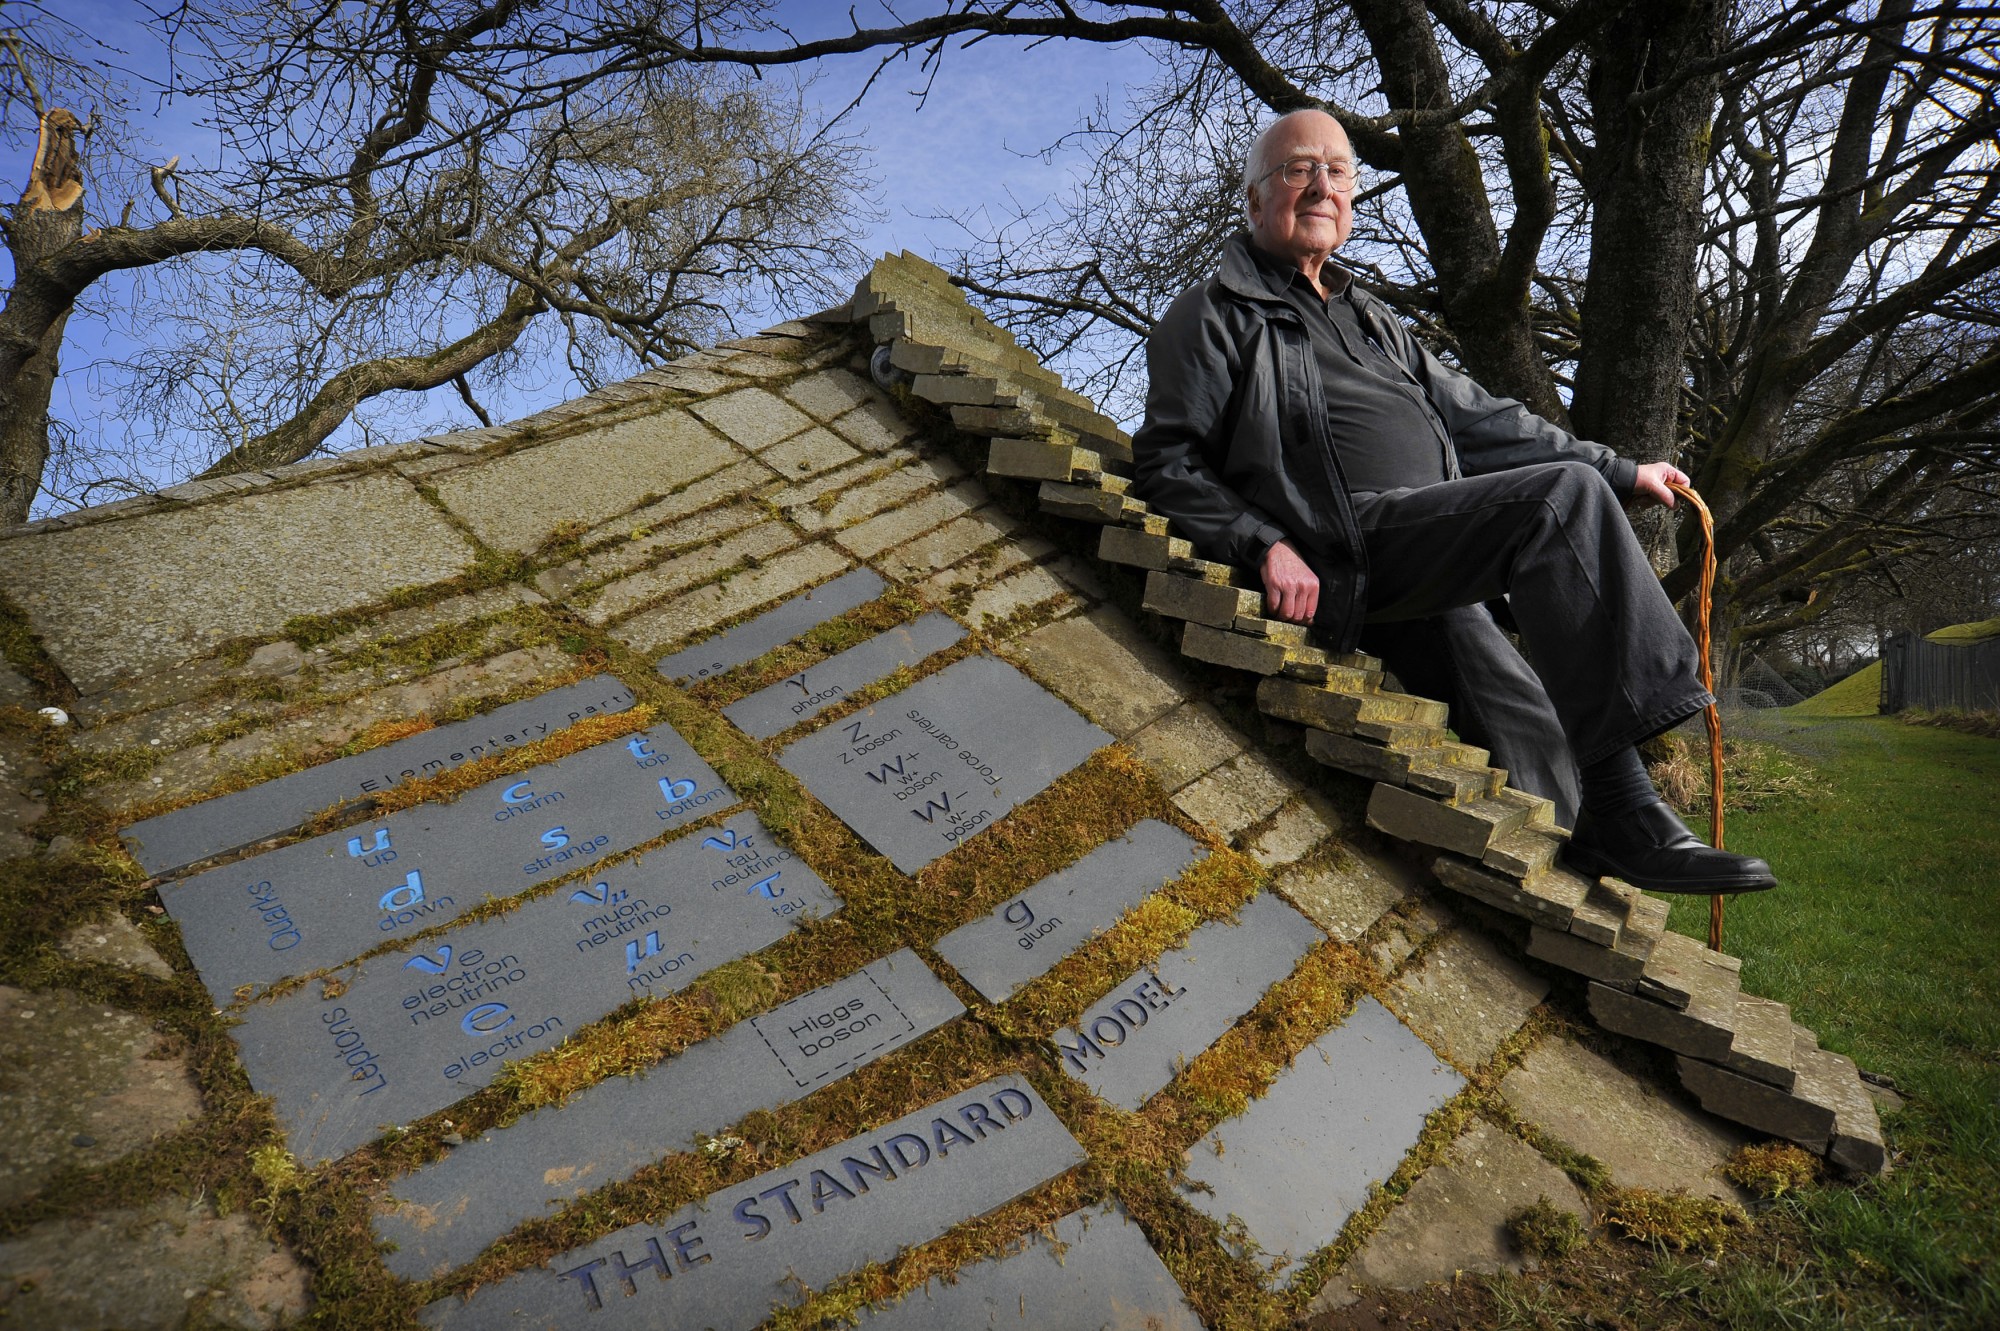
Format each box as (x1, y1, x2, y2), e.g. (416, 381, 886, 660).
(1667, 481, 1727, 951)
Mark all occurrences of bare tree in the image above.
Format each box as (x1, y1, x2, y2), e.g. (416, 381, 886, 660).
(0, 0, 876, 523)
(647, 0, 1998, 671)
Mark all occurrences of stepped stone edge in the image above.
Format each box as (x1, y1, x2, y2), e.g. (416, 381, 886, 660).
(840, 253, 1888, 1176)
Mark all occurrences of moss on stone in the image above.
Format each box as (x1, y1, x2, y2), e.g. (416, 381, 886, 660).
(1507, 1194, 1589, 1260)
(1603, 1186, 1747, 1254)
(1724, 1141, 1821, 1200)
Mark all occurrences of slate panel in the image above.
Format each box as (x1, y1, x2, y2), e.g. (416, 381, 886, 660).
(935, 819, 1204, 1004)
(232, 810, 840, 1162)
(778, 654, 1112, 874)
(723, 612, 965, 739)
(377, 949, 963, 1279)
(1051, 893, 1322, 1111)
(420, 1075, 1085, 1331)
(654, 567, 885, 684)
(1180, 997, 1465, 1280)
(163, 723, 731, 1005)
(856, 1205, 1203, 1331)
(122, 675, 637, 876)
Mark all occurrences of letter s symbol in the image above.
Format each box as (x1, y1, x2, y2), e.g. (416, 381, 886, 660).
(733, 1195, 772, 1242)
(540, 826, 570, 849)
(503, 781, 534, 804)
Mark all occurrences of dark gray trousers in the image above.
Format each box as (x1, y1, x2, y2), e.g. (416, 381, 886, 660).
(1315, 461, 1712, 823)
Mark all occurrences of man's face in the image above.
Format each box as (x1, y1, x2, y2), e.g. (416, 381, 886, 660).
(1246, 111, 1354, 270)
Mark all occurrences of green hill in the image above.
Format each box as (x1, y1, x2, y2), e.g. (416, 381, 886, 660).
(1789, 660, 1882, 716)
(1786, 617, 2000, 717)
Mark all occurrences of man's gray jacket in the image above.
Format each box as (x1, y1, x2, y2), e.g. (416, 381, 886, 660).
(1130, 230, 1638, 652)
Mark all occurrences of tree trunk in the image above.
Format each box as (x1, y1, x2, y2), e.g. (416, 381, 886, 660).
(1348, 0, 1570, 422)
(1571, 0, 1725, 566)
(0, 110, 87, 525)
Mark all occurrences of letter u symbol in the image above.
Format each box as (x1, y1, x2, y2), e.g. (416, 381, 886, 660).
(347, 829, 391, 857)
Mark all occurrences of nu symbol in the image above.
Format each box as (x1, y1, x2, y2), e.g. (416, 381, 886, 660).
(404, 946, 453, 974)
(702, 829, 741, 852)
(570, 880, 628, 906)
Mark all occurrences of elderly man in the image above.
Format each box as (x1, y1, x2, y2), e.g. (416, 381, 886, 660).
(1132, 108, 1774, 894)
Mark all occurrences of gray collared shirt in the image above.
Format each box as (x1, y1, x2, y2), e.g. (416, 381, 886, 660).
(1247, 244, 1455, 495)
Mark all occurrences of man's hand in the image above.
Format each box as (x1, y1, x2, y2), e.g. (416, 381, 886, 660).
(1261, 538, 1319, 624)
(1631, 462, 1691, 509)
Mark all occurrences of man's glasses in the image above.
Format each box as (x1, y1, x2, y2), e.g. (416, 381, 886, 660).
(1266, 157, 1361, 193)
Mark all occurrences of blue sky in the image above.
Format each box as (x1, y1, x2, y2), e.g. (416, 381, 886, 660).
(29, 3, 1159, 513)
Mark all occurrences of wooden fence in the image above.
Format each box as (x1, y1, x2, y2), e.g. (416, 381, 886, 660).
(1879, 632, 2000, 713)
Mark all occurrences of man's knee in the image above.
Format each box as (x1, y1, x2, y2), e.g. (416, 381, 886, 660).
(1520, 460, 1619, 517)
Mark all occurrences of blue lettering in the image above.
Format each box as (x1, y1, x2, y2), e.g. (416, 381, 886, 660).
(379, 870, 425, 912)
(658, 776, 696, 801)
(346, 829, 391, 857)
(461, 1002, 514, 1035)
(747, 872, 784, 900)
(502, 781, 534, 804)
(403, 946, 453, 974)
(626, 736, 656, 760)
(702, 829, 741, 851)
(540, 826, 570, 849)
(625, 931, 665, 974)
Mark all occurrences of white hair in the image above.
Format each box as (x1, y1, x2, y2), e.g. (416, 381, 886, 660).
(1241, 109, 1337, 220)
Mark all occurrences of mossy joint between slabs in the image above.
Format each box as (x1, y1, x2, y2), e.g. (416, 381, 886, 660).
(682, 588, 933, 708)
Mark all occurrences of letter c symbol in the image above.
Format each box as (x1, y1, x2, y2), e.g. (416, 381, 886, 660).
(461, 1002, 515, 1035)
(503, 781, 534, 804)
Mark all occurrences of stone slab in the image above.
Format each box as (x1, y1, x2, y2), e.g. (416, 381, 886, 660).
(0, 987, 202, 1207)
(1051, 892, 1322, 1111)
(0, 471, 475, 693)
(690, 386, 814, 451)
(428, 410, 739, 553)
(723, 613, 966, 740)
(1010, 609, 1187, 737)
(779, 654, 1111, 874)
(377, 948, 960, 1279)
(121, 675, 637, 877)
(421, 1075, 1085, 1331)
(1126, 701, 1247, 793)
(1387, 929, 1550, 1069)
(1181, 997, 1465, 1281)
(618, 544, 858, 656)
(1317, 1120, 1589, 1308)
(1272, 853, 1412, 944)
(856, 1205, 1203, 1330)
(654, 566, 886, 684)
(59, 914, 175, 979)
(163, 720, 730, 1005)
(0, 1195, 310, 1331)
(936, 819, 1205, 1005)
(1499, 1036, 1745, 1201)
(233, 809, 839, 1162)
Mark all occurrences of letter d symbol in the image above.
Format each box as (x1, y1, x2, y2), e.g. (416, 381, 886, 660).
(379, 871, 425, 912)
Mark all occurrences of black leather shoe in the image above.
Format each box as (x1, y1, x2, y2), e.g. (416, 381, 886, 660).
(1564, 801, 1778, 894)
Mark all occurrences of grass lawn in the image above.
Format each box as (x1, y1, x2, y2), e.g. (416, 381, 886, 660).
(1645, 713, 2000, 1328)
